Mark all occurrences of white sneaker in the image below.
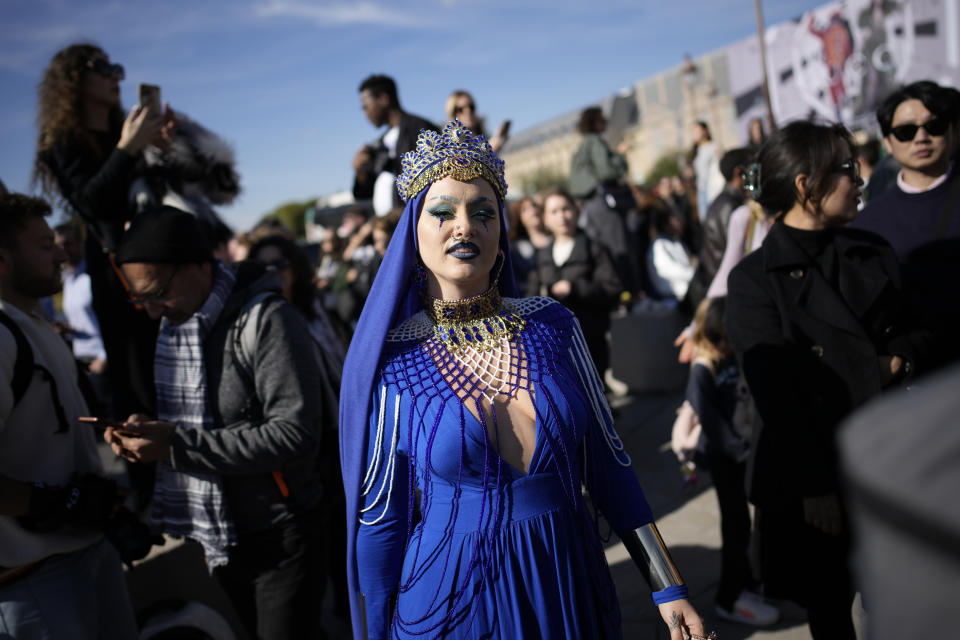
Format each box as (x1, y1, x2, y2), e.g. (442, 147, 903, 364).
(715, 593, 780, 626)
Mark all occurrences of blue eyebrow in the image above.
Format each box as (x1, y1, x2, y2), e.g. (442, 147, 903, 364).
(469, 197, 494, 206)
(429, 195, 459, 204)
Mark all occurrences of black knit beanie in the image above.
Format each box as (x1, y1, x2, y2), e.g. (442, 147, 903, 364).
(115, 206, 214, 265)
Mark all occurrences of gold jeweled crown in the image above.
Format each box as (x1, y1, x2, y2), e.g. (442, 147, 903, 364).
(396, 119, 507, 202)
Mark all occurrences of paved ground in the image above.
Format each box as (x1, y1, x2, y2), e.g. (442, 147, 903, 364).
(116, 390, 866, 638)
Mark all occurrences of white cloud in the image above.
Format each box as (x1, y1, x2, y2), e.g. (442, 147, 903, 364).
(256, 0, 426, 27)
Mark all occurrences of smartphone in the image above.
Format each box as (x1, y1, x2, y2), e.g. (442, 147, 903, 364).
(78, 416, 125, 431)
(500, 120, 512, 137)
(137, 83, 161, 115)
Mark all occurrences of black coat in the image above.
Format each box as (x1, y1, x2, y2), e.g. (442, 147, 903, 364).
(685, 185, 745, 309)
(525, 233, 621, 333)
(525, 233, 621, 373)
(725, 221, 921, 507)
(40, 131, 159, 417)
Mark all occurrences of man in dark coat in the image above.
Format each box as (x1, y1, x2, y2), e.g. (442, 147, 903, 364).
(852, 80, 960, 371)
(352, 74, 438, 215)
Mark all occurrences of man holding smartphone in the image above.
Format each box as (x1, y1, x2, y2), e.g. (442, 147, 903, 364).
(107, 206, 334, 640)
(0, 193, 137, 638)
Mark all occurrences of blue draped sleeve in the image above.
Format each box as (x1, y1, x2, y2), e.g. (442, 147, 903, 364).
(565, 316, 654, 533)
(356, 380, 411, 639)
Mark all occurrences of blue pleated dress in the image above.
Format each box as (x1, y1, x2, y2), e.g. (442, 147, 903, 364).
(357, 297, 654, 639)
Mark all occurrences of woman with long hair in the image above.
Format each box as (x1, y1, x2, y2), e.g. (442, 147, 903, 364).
(725, 120, 924, 639)
(340, 121, 707, 639)
(688, 120, 724, 222)
(685, 297, 779, 627)
(33, 43, 173, 423)
(249, 234, 348, 365)
(569, 106, 638, 291)
(444, 90, 509, 153)
(527, 187, 622, 377)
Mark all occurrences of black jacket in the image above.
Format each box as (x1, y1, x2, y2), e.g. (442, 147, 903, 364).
(353, 112, 439, 204)
(685, 185, 744, 309)
(525, 233, 621, 338)
(725, 221, 922, 506)
(700, 185, 745, 280)
(40, 131, 159, 417)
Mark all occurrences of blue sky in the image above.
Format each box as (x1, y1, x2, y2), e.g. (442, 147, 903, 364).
(0, 0, 825, 230)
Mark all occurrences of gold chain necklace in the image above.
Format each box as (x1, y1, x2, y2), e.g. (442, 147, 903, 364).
(424, 286, 525, 356)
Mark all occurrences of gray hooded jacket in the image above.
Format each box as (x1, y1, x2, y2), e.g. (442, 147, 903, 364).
(167, 263, 331, 533)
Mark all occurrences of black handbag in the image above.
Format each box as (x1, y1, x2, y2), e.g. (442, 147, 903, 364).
(597, 181, 636, 213)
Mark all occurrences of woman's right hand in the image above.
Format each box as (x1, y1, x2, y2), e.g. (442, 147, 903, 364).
(118, 105, 164, 155)
(657, 599, 706, 640)
(674, 328, 695, 364)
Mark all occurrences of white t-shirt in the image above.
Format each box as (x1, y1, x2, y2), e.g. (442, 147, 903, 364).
(551, 237, 576, 267)
(0, 301, 102, 566)
(373, 126, 401, 217)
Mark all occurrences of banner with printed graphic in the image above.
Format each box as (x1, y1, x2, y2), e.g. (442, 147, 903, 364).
(729, 0, 960, 136)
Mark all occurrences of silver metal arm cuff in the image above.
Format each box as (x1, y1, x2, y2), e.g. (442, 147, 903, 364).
(621, 522, 685, 592)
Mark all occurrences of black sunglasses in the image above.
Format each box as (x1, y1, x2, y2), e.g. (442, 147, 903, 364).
(86, 59, 125, 80)
(889, 118, 949, 142)
(127, 265, 178, 304)
(834, 159, 861, 181)
(454, 102, 475, 115)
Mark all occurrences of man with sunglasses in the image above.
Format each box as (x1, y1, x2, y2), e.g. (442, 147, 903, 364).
(108, 206, 333, 640)
(854, 80, 960, 371)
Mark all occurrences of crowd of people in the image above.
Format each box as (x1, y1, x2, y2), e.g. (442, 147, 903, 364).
(1, 39, 959, 640)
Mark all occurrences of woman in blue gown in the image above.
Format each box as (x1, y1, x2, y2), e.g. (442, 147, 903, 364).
(340, 121, 707, 639)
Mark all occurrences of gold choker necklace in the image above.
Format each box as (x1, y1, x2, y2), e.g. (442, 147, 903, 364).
(424, 286, 525, 355)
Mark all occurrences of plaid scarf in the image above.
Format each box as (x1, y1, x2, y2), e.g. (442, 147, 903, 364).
(152, 261, 237, 569)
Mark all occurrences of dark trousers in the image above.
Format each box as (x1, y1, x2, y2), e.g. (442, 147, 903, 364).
(707, 455, 754, 610)
(807, 589, 856, 640)
(214, 508, 327, 640)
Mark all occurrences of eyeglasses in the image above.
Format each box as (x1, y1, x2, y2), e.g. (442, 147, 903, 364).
(889, 118, 949, 142)
(127, 265, 178, 304)
(85, 59, 125, 80)
(834, 159, 861, 181)
(454, 102, 475, 115)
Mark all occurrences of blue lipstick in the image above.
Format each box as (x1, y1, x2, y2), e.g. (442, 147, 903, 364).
(447, 242, 480, 259)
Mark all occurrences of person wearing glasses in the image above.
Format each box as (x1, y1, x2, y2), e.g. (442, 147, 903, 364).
(33, 44, 174, 435)
(444, 90, 510, 153)
(724, 121, 924, 640)
(853, 80, 960, 371)
(105, 206, 335, 640)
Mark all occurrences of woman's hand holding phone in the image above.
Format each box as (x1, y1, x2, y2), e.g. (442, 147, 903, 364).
(118, 105, 165, 154)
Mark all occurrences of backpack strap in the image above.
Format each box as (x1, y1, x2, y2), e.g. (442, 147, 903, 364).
(0, 309, 70, 432)
(0, 309, 34, 406)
